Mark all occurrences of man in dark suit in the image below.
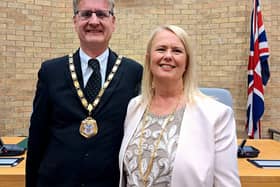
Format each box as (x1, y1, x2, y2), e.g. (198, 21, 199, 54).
(26, 0, 142, 187)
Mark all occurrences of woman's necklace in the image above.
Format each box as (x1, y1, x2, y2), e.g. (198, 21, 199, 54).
(138, 96, 181, 187)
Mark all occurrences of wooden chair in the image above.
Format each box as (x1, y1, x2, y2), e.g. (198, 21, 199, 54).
(268, 128, 280, 140)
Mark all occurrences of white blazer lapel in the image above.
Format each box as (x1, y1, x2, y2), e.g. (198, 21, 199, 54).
(119, 96, 147, 187)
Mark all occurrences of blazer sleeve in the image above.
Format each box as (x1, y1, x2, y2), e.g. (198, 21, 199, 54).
(214, 107, 241, 187)
(26, 63, 52, 187)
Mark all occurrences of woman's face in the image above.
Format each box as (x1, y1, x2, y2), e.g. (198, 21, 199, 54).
(149, 30, 187, 83)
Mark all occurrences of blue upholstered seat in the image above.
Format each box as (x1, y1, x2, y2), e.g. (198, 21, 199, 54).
(199, 87, 233, 108)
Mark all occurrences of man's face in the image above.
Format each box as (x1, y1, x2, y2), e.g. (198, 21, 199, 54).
(73, 0, 115, 50)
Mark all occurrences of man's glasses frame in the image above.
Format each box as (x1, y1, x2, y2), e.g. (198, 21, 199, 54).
(75, 9, 114, 20)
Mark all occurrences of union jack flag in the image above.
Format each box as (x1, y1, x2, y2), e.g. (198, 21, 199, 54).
(246, 0, 270, 139)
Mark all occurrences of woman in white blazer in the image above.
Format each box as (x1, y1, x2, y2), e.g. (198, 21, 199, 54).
(119, 25, 240, 187)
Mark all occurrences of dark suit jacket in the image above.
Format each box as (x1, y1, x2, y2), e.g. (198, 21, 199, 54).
(26, 49, 143, 187)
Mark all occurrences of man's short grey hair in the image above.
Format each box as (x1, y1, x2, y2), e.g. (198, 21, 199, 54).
(73, 0, 115, 15)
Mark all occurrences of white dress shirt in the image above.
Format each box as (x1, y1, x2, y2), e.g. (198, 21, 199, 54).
(79, 48, 109, 87)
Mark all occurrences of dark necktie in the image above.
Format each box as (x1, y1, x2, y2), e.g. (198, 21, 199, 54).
(85, 59, 101, 102)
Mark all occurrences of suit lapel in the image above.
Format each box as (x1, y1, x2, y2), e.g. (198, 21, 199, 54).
(65, 49, 85, 91)
(93, 50, 123, 115)
(105, 49, 116, 78)
(65, 49, 87, 112)
(65, 49, 84, 87)
(73, 49, 84, 88)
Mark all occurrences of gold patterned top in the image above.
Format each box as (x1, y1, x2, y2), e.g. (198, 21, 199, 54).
(123, 106, 185, 187)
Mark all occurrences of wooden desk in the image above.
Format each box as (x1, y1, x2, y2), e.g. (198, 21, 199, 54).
(1, 138, 280, 187)
(239, 139, 280, 187)
(0, 137, 26, 187)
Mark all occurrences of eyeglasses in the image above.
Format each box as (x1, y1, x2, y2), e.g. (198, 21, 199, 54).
(75, 10, 113, 20)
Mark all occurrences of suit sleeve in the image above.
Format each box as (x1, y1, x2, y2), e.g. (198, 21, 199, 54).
(26, 63, 51, 187)
(135, 64, 143, 95)
(214, 107, 241, 187)
(124, 57, 143, 97)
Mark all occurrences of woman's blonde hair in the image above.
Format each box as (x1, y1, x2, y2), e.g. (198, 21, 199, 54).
(141, 25, 199, 104)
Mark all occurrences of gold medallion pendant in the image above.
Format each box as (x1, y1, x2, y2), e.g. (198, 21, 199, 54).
(79, 117, 98, 138)
(68, 53, 123, 139)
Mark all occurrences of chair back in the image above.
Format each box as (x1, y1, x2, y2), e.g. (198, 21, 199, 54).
(199, 87, 233, 108)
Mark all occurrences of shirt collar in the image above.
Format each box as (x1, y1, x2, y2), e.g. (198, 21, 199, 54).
(79, 48, 109, 85)
(79, 48, 109, 68)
